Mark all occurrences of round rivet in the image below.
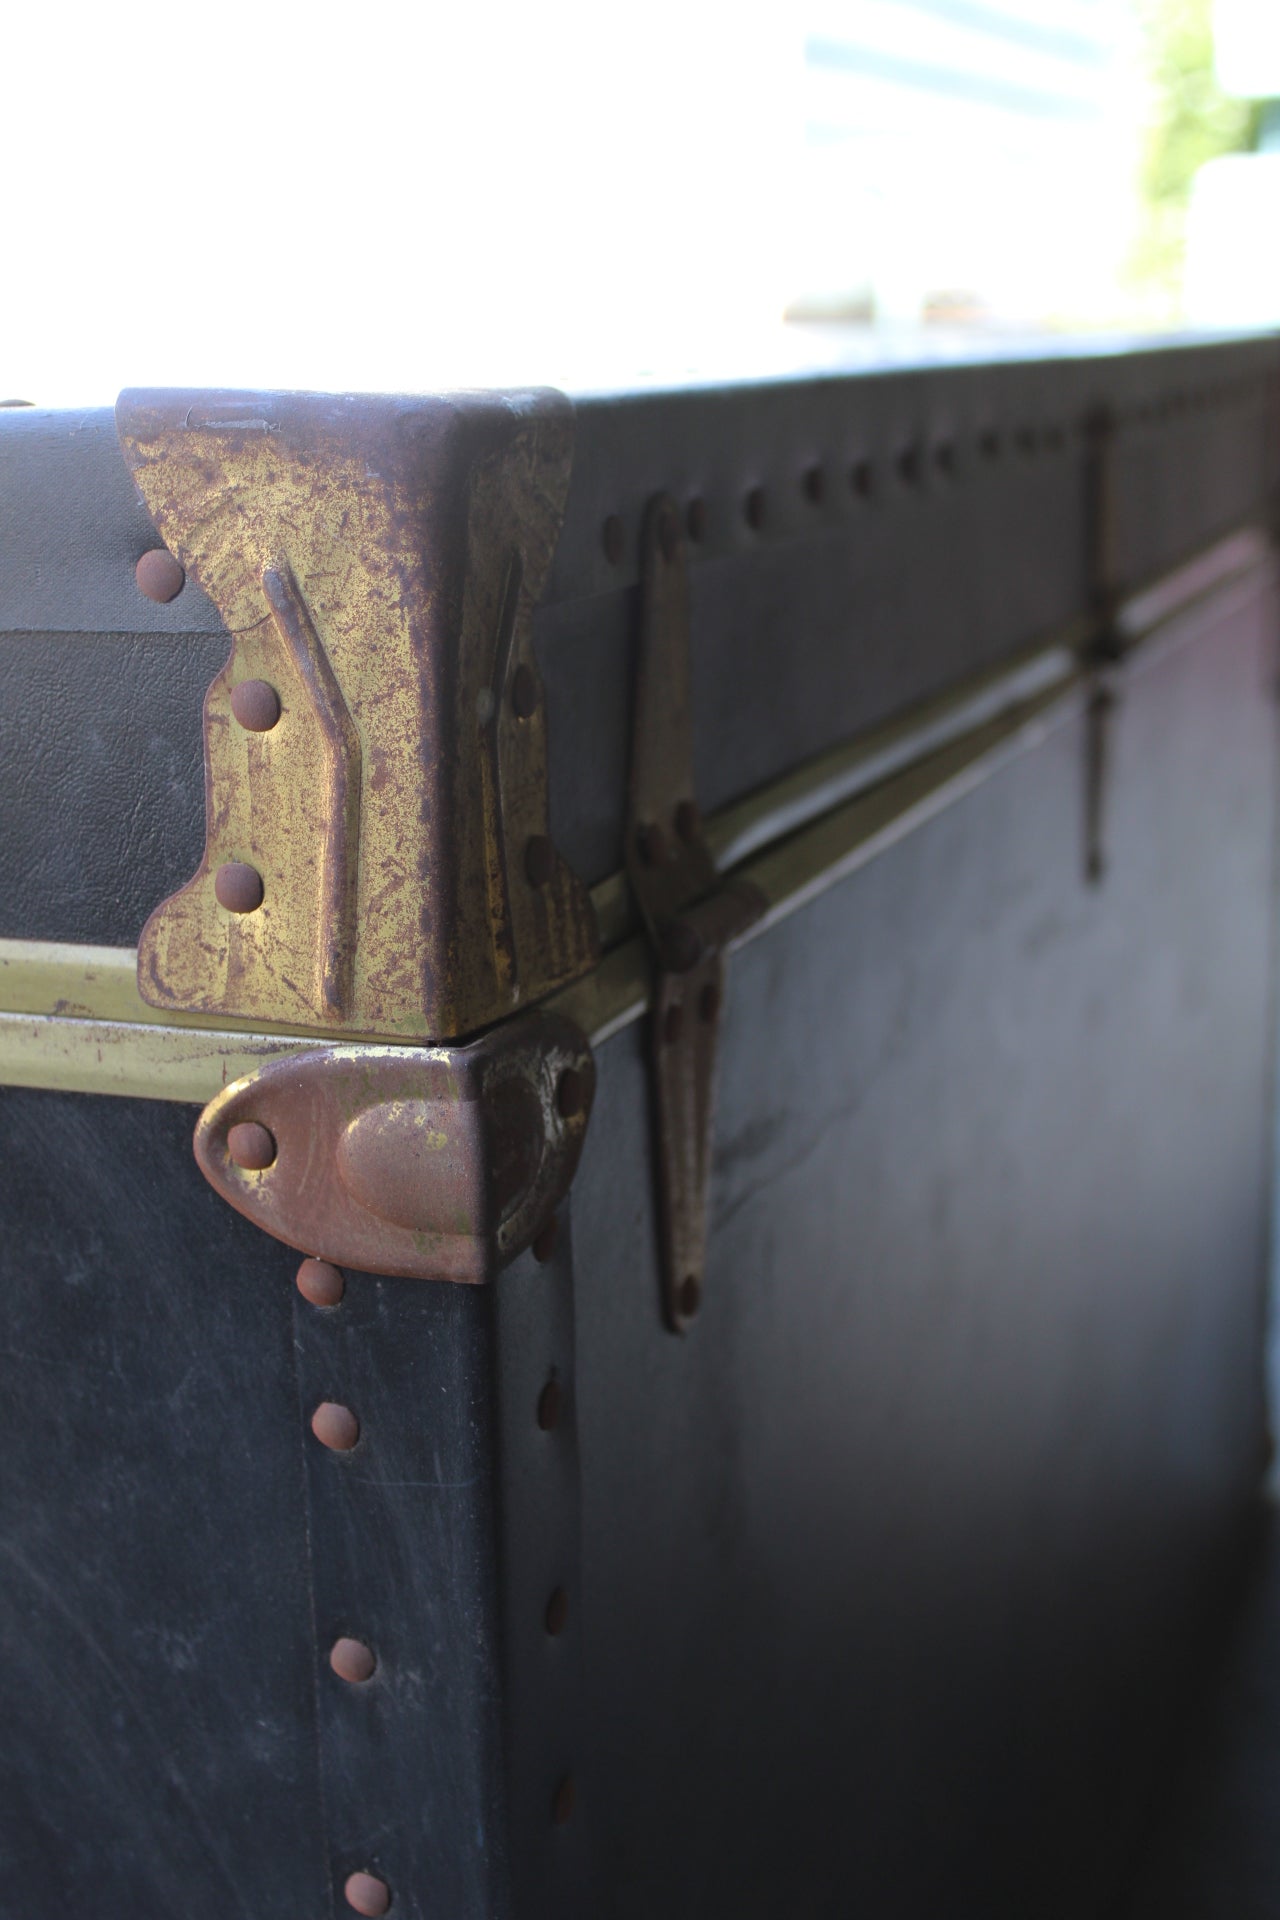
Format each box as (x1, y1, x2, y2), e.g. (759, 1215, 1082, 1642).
(898, 445, 922, 487)
(532, 1217, 559, 1264)
(135, 548, 185, 604)
(545, 1588, 570, 1636)
(556, 1068, 586, 1120)
(214, 861, 264, 914)
(330, 1636, 377, 1685)
(686, 497, 707, 542)
(850, 459, 872, 499)
(603, 515, 624, 566)
(537, 1379, 563, 1432)
(674, 800, 700, 845)
(344, 1871, 391, 1916)
(663, 1003, 684, 1046)
(745, 486, 766, 531)
(698, 982, 720, 1024)
(312, 1402, 360, 1452)
(804, 464, 825, 504)
(525, 835, 554, 888)
(230, 679, 281, 732)
(637, 822, 667, 868)
(227, 1121, 276, 1171)
(658, 508, 680, 563)
(678, 1274, 701, 1320)
(552, 1775, 576, 1825)
(511, 664, 538, 720)
(296, 1258, 345, 1307)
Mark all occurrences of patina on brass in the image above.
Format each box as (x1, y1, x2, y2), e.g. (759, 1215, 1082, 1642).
(115, 388, 598, 1042)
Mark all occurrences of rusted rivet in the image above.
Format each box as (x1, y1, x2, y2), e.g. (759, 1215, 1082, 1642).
(214, 861, 264, 914)
(344, 1871, 391, 1916)
(663, 1003, 684, 1046)
(698, 982, 720, 1024)
(311, 1402, 360, 1452)
(230, 679, 281, 732)
(135, 548, 185, 604)
(511, 663, 538, 720)
(745, 486, 766, 531)
(678, 1274, 701, 1319)
(296, 1258, 345, 1308)
(556, 1068, 586, 1121)
(658, 507, 680, 563)
(227, 1121, 276, 1171)
(537, 1379, 563, 1432)
(603, 514, 625, 566)
(525, 835, 554, 888)
(330, 1636, 377, 1685)
(674, 799, 700, 845)
(532, 1217, 559, 1264)
(804, 464, 825, 504)
(686, 497, 707, 542)
(545, 1588, 570, 1636)
(660, 920, 702, 973)
(552, 1775, 576, 1825)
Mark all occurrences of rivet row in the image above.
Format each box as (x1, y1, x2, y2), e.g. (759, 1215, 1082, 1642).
(598, 369, 1276, 562)
(296, 1259, 392, 1914)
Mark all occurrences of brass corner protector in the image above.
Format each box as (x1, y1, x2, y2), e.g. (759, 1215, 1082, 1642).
(116, 386, 598, 1044)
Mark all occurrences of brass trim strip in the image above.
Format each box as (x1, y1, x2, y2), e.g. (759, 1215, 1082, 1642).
(0, 1014, 317, 1103)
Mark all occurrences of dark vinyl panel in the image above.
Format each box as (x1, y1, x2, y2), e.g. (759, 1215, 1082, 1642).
(0, 1088, 518, 1920)
(540, 339, 1278, 885)
(0, 408, 224, 636)
(568, 571, 1279, 1919)
(0, 1092, 327, 1919)
(293, 1270, 512, 1920)
(0, 630, 226, 946)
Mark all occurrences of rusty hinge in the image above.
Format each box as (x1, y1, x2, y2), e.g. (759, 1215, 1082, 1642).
(116, 388, 598, 1044)
(194, 1012, 594, 1281)
(1084, 403, 1122, 886)
(626, 497, 765, 1332)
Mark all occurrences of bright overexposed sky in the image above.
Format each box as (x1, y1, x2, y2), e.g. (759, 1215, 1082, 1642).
(2, 0, 1270, 407)
(2, 2, 807, 404)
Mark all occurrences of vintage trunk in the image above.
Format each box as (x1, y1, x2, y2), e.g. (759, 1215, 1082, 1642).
(1, 337, 1279, 1919)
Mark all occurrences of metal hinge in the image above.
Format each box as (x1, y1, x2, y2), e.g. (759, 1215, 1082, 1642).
(194, 1012, 594, 1282)
(626, 497, 765, 1332)
(117, 388, 598, 1044)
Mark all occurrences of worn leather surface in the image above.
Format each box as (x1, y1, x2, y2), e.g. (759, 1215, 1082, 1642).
(568, 570, 1279, 1918)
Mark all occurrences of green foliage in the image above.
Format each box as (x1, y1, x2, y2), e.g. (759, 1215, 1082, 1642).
(1133, 0, 1260, 301)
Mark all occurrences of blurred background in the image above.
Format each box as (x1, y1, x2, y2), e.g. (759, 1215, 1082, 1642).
(2, 0, 1278, 405)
